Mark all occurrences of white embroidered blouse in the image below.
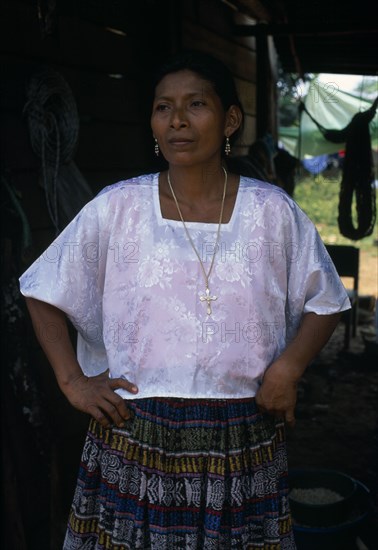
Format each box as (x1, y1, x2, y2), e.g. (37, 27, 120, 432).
(19, 173, 350, 399)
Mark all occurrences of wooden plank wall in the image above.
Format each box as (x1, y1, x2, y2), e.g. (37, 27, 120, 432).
(1, 0, 164, 201)
(181, 0, 258, 155)
(1, 1, 267, 548)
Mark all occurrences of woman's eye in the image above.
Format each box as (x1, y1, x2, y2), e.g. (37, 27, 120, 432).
(191, 100, 205, 107)
(156, 104, 169, 112)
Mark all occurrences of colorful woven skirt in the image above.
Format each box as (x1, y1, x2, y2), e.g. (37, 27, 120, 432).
(63, 398, 296, 549)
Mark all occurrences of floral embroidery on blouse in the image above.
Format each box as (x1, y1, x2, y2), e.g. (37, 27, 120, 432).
(19, 173, 350, 399)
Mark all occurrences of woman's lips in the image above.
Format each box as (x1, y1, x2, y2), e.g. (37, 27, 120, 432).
(168, 138, 194, 145)
(168, 140, 194, 150)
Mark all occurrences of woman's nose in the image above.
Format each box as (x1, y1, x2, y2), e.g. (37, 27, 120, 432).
(170, 108, 188, 129)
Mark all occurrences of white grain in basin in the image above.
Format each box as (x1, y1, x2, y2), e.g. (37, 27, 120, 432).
(289, 487, 344, 505)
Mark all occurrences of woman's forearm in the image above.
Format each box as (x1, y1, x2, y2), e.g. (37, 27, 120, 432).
(275, 311, 341, 380)
(256, 311, 341, 425)
(24, 297, 83, 390)
(24, 297, 138, 426)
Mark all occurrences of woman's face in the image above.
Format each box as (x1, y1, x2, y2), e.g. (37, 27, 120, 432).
(151, 69, 236, 168)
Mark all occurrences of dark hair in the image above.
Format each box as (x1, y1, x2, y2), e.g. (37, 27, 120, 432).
(152, 50, 244, 145)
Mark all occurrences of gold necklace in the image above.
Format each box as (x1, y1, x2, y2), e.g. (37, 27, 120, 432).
(167, 167, 228, 316)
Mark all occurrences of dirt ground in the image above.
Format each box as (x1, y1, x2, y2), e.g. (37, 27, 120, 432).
(286, 299, 378, 546)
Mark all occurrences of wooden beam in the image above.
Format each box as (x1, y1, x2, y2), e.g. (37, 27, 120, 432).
(232, 0, 272, 22)
(234, 23, 378, 37)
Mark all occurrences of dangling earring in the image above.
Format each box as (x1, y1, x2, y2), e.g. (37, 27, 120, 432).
(154, 138, 160, 156)
(225, 136, 231, 156)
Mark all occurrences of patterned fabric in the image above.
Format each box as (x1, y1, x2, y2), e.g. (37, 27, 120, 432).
(19, 173, 350, 400)
(63, 398, 296, 549)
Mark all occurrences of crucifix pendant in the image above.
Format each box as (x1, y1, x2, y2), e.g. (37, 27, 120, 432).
(200, 287, 217, 316)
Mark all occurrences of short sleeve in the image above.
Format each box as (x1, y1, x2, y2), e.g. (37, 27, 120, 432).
(19, 197, 109, 371)
(284, 202, 351, 317)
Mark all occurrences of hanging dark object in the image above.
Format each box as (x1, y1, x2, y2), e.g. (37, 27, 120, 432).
(23, 67, 93, 233)
(300, 98, 377, 240)
(37, 0, 57, 38)
(299, 102, 349, 144)
(338, 97, 377, 240)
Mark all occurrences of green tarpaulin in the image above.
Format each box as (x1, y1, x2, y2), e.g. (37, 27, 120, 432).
(279, 79, 378, 159)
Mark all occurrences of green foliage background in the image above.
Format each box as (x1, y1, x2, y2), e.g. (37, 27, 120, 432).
(293, 173, 378, 254)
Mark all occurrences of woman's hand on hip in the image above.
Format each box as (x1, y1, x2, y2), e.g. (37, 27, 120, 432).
(255, 362, 298, 427)
(62, 370, 139, 428)
(255, 312, 341, 427)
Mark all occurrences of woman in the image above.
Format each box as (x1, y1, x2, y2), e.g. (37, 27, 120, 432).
(20, 51, 350, 549)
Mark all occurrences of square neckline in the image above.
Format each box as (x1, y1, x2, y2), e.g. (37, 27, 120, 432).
(153, 172, 243, 232)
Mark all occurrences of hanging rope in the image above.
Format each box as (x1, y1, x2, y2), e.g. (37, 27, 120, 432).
(338, 98, 377, 240)
(299, 97, 377, 240)
(23, 67, 92, 233)
(299, 101, 349, 143)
